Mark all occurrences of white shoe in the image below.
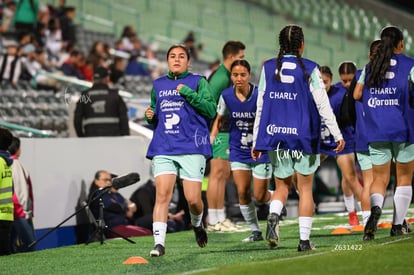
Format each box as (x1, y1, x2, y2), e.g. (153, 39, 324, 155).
(221, 219, 248, 232)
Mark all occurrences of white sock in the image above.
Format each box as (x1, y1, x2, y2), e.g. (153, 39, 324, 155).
(217, 208, 226, 223)
(299, 216, 313, 241)
(269, 200, 284, 216)
(190, 212, 203, 228)
(370, 193, 384, 208)
(240, 203, 260, 232)
(208, 209, 218, 225)
(393, 186, 412, 225)
(356, 201, 362, 212)
(153, 222, 167, 246)
(344, 195, 355, 213)
(362, 210, 371, 226)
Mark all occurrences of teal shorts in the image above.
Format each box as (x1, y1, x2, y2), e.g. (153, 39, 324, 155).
(268, 150, 320, 178)
(152, 154, 206, 182)
(211, 132, 230, 160)
(356, 151, 372, 171)
(369, 142, 414, 165)
(230, 161, 272, 179)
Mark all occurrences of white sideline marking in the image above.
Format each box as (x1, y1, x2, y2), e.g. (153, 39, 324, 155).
(380, 236, 412, 246)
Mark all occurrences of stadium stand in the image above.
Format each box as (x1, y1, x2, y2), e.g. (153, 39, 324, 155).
(1, 0, 413, 139)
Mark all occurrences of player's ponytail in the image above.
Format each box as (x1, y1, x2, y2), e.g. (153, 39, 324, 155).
(367, 26, 403, 88)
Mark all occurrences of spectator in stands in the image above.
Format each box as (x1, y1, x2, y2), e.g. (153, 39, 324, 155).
(0, 127, 13, 256)
(120, 25, 137, 52)
(59, 49, 85, 79)
(20, 44, 59, 90)
(54, 0, 66, 20)
(125, 50, 150, 77)
(57, 41, 76, 67)
(203, 59, 220, 79)
(33, 4, 50, 48)
(87, 170, 151, 239)
(74, 66, 130, 137)
(0, 42, 22, 86)
(8, 136, 36, 253)
(13, 0, 39, 41)
(0, 0, 16, 35)
(182, 31, 203, 61)
(109, 56, 126, 84)
(59, 6, 76, 45)
(45, 17, 64, 66)
(120, 25, 155, 59)
(78, 54, 94, 81)
(87, 41, 108, 69)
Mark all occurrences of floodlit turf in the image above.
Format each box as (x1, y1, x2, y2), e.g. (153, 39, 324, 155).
(1, 206, 413, 275)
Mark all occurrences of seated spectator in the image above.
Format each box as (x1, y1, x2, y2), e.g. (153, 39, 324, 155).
(0, 42, 22, 86)
(33, 4, 50, 48)
(59, 49, 85, 79)
(120, 25, 137, 52)
(0, 0, 16, 35)
(87, 170, 152, 239)
(109, 57, 126, 84)
(182, 31, 203, 60)
(129, 178, 190, 233)
(87, 41, 110, 69)
(78, 55, 94, 81)
(57, 41, 76, 67)
(125, 51, 150, 77)
(20, 44, 60, 90)
(45, 17, 64, 65)
(203, 59, 220, 79)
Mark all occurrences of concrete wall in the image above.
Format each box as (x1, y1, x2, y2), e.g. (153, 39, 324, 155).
(20, 136, 152, 230)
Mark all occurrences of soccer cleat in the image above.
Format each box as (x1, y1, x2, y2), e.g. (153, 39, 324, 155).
(193, 225, 208, 248)
(362, 232, 375, 241)
(221, 219, 246, 231)
(280, 206, 287, 221)
(363, 206, 382, 241)
(242, 231, 264, 242)
(402, 219, 412, 234)
(266, 213, 280, 249)
(207, 219, 246, 232)
(150, 244, 165, 257)
(297, 239, 315, 252)
(348, 211, 359, 226)
(390, 224, 404, 236)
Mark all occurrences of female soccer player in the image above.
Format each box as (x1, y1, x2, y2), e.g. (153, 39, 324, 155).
(145, 44, 216, 256)
(211, 59, 272, 242)
(319, 63, 363, 226)
(252, 25, 345, 251)
(354, 26, 414, 240)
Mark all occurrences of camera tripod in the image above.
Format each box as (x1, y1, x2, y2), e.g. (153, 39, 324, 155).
(85, 191, 135, 245)
(29, 187, 135, 248)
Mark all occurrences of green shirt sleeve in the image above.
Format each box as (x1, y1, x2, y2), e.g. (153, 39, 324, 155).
(208, 65, 231, 103)
(179, 77, 217, 119)
(144, 87, 156, 124)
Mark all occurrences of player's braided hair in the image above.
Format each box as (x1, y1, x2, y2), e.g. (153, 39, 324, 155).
(367, 26, 403, 88)
(275, 25, 309, 81)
